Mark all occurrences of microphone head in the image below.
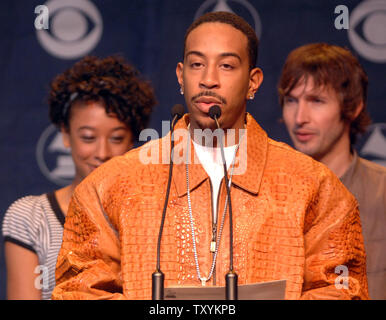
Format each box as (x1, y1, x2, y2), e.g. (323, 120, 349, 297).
(171, 104, 185, 120)
(208, 105, 222, 120)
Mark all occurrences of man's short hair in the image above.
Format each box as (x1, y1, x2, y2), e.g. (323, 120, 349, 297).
(183, 11, 259, 69)
(278, 43, 371, 145)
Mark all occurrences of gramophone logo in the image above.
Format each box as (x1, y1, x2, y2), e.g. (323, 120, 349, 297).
(348, 0, 386, 63)
(195, 0, 262, 39)
(36, 0, 103, 60)
(358, 123, 386, 167)
(36, 124, 75, 186)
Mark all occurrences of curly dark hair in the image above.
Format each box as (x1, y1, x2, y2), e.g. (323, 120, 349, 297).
(49, 55, 156, 141)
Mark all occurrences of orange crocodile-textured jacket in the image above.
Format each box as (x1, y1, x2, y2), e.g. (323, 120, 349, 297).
(52, 114, 368, 300)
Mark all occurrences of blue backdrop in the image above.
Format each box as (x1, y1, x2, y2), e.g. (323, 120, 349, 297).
(0, 0, 385, 299)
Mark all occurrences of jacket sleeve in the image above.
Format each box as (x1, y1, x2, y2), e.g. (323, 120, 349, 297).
(52, 178, 125, 300)
(300, 167, 369, 300)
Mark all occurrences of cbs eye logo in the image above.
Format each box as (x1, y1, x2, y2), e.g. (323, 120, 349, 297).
(348, 0, 386, 63)
(35, 0, 103, 60)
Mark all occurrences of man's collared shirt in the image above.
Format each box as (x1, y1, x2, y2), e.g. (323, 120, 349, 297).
(340, 151, 386, 299)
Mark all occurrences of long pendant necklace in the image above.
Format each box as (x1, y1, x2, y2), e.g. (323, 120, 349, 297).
(185, 130, 241, 286)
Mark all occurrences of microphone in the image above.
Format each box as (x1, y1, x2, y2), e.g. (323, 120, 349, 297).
(171, 104, 185, 124)
(208, 105, 238, 300)
(208, 105, 221, 122)
(152, 104, 185, 300)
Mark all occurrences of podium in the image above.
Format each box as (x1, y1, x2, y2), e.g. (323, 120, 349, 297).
(164, 279, 286, 300)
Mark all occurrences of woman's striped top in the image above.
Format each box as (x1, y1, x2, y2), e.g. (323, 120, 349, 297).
(2, 193, 65, 300)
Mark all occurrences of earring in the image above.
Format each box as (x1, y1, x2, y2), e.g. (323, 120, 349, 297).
(180, 87, 184, 95)
(248, 93, 255, 100)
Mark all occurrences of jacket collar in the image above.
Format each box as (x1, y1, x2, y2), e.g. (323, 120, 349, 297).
(171, 113, 268, 197)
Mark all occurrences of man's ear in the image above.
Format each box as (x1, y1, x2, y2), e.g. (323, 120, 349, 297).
(352, 101, 364, 120)
(248, 67, 264, 98)
(60, 125, 70, 148)
(176, 62, 184, 90)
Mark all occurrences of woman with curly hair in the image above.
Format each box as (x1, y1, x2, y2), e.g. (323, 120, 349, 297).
(2, 55, 156, 299)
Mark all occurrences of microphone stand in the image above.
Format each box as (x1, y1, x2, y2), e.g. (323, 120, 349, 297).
(152, 105, 184, 300)
(211, 106, 238, 300)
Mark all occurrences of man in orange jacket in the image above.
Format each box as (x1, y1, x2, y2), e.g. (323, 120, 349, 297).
(52, 12, 368, 300)
(279, 43, 385, 299)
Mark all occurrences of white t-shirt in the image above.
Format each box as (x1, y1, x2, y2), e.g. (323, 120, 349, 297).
(192, 140, 237, 223)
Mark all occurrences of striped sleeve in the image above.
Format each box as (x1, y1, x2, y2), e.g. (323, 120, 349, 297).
(2, 195, 44, 255)
(2, 193, 65, 299)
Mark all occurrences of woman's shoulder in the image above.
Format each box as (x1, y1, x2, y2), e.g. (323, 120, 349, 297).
(2, 193, 52, 233)
(5, 193, 50, 215)
(2, 193, 54, 252)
